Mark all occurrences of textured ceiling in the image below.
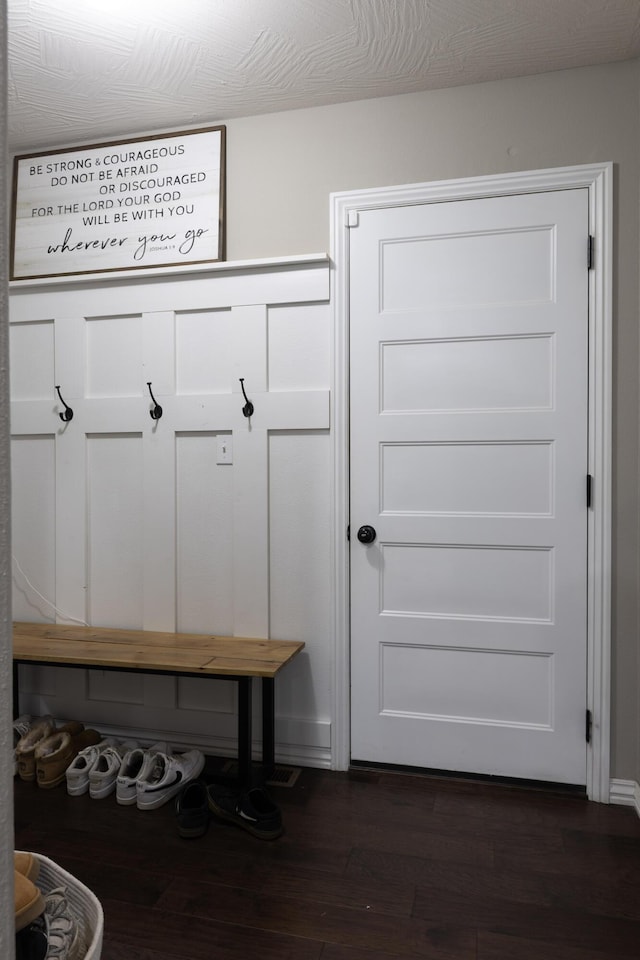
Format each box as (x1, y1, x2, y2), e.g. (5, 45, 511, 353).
(8, 0, 640, 154)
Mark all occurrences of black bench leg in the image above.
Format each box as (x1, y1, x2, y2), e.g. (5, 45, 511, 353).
(262, 677, 275, 779)
(237, 677, 252, 789)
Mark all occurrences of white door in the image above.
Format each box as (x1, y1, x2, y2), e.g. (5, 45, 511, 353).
(350, 188, 589, 784)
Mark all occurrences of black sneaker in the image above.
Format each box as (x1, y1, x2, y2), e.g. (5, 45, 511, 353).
(207, 785, 283, 840)
(15, 921, 47, 960)
(175, 779, 209, 838)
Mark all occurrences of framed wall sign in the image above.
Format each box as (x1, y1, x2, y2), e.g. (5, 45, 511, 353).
(11, 125, 226, 281)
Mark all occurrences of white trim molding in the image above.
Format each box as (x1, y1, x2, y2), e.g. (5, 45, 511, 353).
(330, 163, 613, 801)
(610, 779, 640, 817)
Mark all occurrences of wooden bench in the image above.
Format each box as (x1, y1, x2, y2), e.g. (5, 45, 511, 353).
(12, 621, 305, 788)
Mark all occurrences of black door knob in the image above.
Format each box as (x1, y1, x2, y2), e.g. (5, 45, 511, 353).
(357, 525, 377, 544)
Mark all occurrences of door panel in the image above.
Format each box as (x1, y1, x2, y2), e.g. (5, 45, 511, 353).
(350, 189, 589, 784)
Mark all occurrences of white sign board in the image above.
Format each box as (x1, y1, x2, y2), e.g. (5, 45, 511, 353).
(11, 126, 225, 280)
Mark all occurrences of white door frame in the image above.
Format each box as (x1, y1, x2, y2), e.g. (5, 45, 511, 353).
(330, 163, 613, 802)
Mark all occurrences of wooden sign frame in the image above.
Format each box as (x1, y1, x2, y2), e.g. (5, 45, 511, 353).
(11, 125, 226, 281)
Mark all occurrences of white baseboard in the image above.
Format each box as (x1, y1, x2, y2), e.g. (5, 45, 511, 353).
(90, 720, 332, 771)
(19, 691, 333, 770)
(609, 778, 640, 816)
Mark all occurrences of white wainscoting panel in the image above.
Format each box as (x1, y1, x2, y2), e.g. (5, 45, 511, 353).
(11, 435, 56, 622)
(86, 315, 143, 398)
(175, 432, 234, 636)
(268, 302, 331, 391)
(9, 320, 55, 402)
(87, 433, 144, 629)
(10, 256, 332, 766)
(269, 429, 332, 759)
(175, 309, 233, 395)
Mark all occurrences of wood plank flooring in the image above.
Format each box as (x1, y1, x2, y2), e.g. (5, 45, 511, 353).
(14, 765, 640, 959)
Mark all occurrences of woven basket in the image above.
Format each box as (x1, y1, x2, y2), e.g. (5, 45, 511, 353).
(17, 851, 104, 960)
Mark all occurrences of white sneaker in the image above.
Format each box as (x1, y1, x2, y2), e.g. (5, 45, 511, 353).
(39, 886, 84, 960)
(116, 741, 169, 806)
(136, 749, 205, 811)
(65, 738, 118, 796)
(89, 739, 139, 799)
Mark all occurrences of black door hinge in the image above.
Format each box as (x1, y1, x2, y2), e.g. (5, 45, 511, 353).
(347, 524, 350, 541)
(588, 235, 595, 270)
(586, 474, 593, 508)
(586, 709, 593, 744)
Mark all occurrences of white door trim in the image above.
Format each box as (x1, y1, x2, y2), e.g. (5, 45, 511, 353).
(330, 163, 613, 802)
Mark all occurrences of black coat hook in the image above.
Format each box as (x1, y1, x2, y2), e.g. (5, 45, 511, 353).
(239, 378, 254, 418)
(147, 382, 163, 420)
(54, 385, 74, 422)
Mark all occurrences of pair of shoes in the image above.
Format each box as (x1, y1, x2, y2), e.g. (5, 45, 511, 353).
(115, 741, 169, 805)
(66, 738, 138, 798)
(14, 852, 45, 955)
(13, 715, 32, 776)
(15, 852, 40, 883)
(65, 738, 118, 796)
(15, 718, 88, 784)
(206, 785, 283, 840)
(35, 727, 102, 790)
(17, 887, 84, 960)
(175, 779, 209, 838)
(89, 739, 139, 799)
(136, 748, 206, 811)
(15, 854, 84, 960)
(15, 870, 45, 933)
(15, 917, 47, 960)
(15, 918, 47, 960)
(15, 717, 54, 781)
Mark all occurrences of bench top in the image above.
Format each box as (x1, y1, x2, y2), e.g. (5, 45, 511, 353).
(12, 621, 305, 678)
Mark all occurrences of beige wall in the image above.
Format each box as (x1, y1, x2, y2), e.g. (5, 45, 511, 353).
(227, 58, 640, 781)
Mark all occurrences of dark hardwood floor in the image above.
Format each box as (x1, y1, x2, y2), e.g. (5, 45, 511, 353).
(14, 763, 640, 959)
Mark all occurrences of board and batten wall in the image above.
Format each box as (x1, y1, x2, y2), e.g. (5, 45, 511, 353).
(10, 258, 332, 765)
(7, 57, 640, 784)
